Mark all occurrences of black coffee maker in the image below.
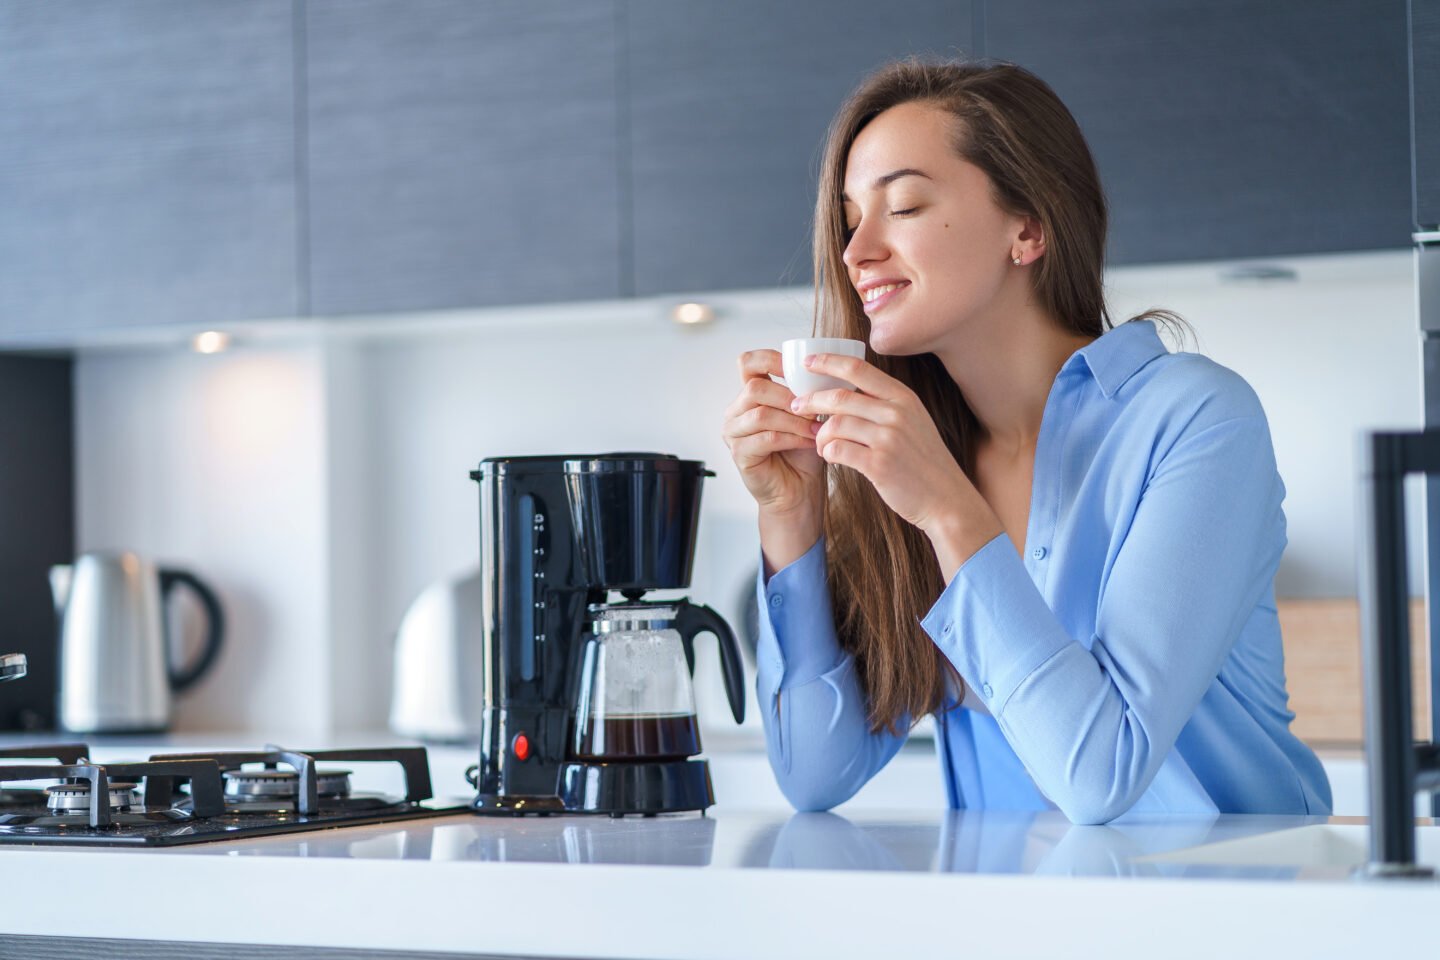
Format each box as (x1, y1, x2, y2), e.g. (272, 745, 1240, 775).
(469, 453, 745, 816)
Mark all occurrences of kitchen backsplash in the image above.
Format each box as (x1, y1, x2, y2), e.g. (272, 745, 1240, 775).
(71, 249, 1420, 736)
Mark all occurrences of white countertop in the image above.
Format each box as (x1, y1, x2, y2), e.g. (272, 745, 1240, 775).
(3, 733, 1434, 958)
(2, 808, 1439, 959)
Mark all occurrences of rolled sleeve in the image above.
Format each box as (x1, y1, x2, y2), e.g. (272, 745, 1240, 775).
(753, 535, 907, 811)
(921, 533, 1072, 712)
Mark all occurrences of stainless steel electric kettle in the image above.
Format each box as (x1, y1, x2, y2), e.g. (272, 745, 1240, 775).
(51, 552, 225, 733)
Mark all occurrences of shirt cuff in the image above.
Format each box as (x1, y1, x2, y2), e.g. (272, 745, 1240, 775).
(958, 673, 991, 715)
(754, 535, 847, 692)
(921, 533, 1072, 714)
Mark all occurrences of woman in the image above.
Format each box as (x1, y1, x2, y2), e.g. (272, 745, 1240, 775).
(720, 58, 1331, 824)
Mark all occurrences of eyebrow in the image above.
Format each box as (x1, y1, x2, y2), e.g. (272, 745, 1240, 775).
(842, 168, 932, 201)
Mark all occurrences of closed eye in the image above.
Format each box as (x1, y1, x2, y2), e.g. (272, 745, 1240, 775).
(844, 207, 919, 239)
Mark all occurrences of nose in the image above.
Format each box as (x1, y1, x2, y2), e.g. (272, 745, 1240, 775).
(842, 217, 888, 273)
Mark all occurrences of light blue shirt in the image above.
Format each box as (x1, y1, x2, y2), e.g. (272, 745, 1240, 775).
(755, 319, 1333, 824)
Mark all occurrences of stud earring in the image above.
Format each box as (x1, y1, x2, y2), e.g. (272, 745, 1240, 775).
(1012, 257, 1022, 265)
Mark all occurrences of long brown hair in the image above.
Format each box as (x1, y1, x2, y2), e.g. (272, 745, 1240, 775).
(814, 57, 1184, 733)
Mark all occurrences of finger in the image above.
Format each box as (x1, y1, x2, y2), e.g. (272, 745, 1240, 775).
(803, 353, 903, 401)
(723, 375, 793, 422)
(742, 374, 806, 412)
(724, 404, 816, 443)
(816, 438, 871, 473)
(813, 413, 886, 450)
(738, 349, 784, 382)
(732, 430, 818, 467)
(791, 385, 894, 422)
(727, 376, 822, 434)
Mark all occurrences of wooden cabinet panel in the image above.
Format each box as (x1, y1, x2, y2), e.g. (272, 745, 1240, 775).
(1277, 597, 1428, 747)
(987, 0, 1412, 264)
(304, 0, 624, 315)
(0, 0, 299, 335)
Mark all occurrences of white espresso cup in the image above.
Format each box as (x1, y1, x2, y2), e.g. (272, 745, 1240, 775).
(780, 337, 867, 399)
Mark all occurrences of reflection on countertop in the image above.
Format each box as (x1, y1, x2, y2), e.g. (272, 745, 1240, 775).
(5, 806, 1436, 960)
(150, 807, 1378, 883)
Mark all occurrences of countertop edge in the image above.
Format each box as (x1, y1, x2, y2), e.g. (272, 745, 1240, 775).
(2, 831, 1437, 959)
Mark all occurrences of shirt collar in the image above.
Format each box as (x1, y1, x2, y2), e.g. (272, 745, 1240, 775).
(1062, 319, 1169, 399)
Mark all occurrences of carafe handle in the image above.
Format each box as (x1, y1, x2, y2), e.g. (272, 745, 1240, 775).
(159, 569, 226, 692)
(674, 600, 746, 725)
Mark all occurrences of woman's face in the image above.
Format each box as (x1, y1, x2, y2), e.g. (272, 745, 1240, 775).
(841, 101, 1026, 356)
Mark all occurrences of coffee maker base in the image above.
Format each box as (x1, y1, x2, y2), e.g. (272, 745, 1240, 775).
(471, 794, 569, 816)
(473, 759, 715, 817)
(558, 759, 714, 815)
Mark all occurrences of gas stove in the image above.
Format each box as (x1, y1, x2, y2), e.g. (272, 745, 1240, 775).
(0, 742, 466, 847)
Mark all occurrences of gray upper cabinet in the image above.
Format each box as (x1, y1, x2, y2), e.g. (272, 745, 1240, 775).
(986, 0, 1412, 265)
(623, 0, 974, 297)
(1415, 0, 1440, 230)
(0, 1, 299, 336)
(304, 1, 624, 316)
(0, 2, 1420, 338)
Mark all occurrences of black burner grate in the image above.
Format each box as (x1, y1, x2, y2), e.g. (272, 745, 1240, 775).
(0, 742, 462, 846)
(151, 745, 433, 815)
(0, 758, 223, 827)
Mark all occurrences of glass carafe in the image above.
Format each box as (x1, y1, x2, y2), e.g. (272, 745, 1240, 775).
(571, 603, 702, 761)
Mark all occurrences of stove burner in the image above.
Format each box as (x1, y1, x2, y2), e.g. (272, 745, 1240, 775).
(46, 781, 140, 814)
(0, 653, 25, 682)
(223, 768, 297, 800)
(318, 769, 352, 799)
(0, 743, 454, 846)
(222, 768, 352, 801)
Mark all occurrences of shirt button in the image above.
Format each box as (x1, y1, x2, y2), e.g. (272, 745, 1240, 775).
(942, 622, 953, 635)
(1031, 546, 1048, 560)
(769, 594, 784, 608)
(981, 683, 994, 698)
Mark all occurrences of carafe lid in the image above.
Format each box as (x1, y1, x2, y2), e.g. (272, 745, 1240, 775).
(588, 602, 678, 634)
(472, 453, 713, 480)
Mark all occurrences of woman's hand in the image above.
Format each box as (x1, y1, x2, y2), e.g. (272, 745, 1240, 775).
(722, 349, 826, 517)
(790, 353, 1004, 578)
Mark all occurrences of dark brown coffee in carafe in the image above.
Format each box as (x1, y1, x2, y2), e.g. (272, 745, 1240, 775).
(572, 712, 702, 761)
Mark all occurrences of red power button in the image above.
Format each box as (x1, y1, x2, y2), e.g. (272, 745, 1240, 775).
(512, 733, 530, 762)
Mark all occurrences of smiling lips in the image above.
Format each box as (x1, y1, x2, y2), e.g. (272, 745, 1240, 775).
(859, 280, 909, 313)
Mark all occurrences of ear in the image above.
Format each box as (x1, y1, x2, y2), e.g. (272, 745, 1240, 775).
(1010, 215, 1047, 265)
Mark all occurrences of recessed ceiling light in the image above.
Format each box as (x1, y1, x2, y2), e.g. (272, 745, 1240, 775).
(192, 331, 232, 354)
(671, 302, 715, 326)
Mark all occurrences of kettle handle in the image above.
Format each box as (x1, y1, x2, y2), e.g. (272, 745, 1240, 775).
(159, 569, 226, 692)
(674, 600, 746, 725)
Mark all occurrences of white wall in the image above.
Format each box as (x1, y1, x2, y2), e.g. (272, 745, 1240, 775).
(75, 344, 332, 734)
(73, 250, 1421, 735)
(330, 295, 813, 739)
(1106, 250, 1422, 596)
